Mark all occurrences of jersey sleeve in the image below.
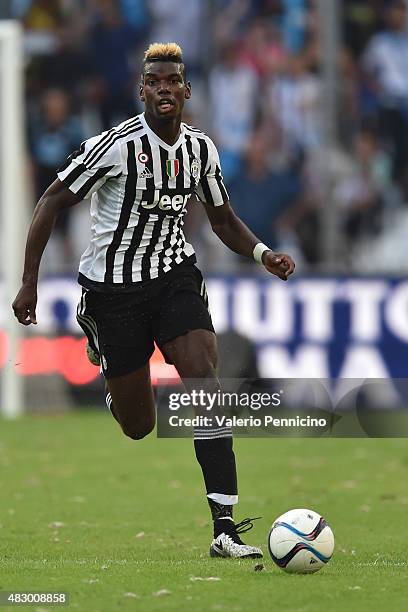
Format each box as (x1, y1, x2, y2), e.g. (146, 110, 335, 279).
(57, 130, 123, 199)
(194, 138, 229, 207)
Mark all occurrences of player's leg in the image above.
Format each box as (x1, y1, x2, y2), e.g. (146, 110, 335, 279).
(77, 287, 156, 439)
(161, 330, 238, 510)
(105, 364, 155, 440)
(161, 330, 262, 559)
(81, 338, 155, 438)
(152, 267, 239, 519)
(162, 330, 262, 558)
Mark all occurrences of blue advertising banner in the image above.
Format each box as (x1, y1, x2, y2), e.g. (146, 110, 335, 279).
(205, 277, 408, 379)
(2, 276, 408, 380)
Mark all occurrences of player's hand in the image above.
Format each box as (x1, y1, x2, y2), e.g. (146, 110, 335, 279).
(12, 283, 38, 325)
(262, 251, 295, 281)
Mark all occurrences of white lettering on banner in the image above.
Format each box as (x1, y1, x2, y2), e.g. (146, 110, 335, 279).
(2, 277, 408, 380)
(338, 345, 390, 378)
(231, 280, 293, 342)
(384, 281, 408, 342)
(206, 280, 229, 332)
(342, 280, 387, 342)
(258, 345, 329, 378)
(296, 281, 337, 342)
(36, 280, 82, 333)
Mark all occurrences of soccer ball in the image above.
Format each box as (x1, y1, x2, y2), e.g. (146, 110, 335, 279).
(268, 508, 334, 573)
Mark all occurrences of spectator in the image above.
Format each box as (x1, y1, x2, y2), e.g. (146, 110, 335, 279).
(9, 0, 32, 19)
(213, 0, 257, 48)
(23, 0, 64, 56)
(281, 0, 308, 53)
(29, 88, 84, 262)
(24, 0, 62, 29)
(32, 29, 93, 97)
(209, 41, 259, 182)
(88, 0, 140, 129)
(240, 18, 286, 78)
(343, 0, 386, 58)
(362, 0, 408, 196)
(30, 88, 83, 197)
(334, 129, 392, 241)
(228, 129, 302, 249)
(120, 0, 149, 32)
(267, 50, 322, 152)
(148, 0, 206, 76)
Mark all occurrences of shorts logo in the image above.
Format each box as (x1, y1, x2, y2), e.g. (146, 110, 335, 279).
(166, 159, 179, 178)
(137, 152, 150, 164)
(191, 158, 201, 180)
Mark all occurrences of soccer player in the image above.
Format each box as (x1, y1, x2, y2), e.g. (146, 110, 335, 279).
(13, 43, 295, 558)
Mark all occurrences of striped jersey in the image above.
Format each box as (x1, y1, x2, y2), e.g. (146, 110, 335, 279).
(57, 113, 228, 290)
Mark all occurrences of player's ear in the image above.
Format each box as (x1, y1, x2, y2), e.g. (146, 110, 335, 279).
(139, 82, 145, 102)
(185, 81, 192, 100)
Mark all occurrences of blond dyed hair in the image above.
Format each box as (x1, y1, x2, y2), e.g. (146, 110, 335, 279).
(144, 43, 183, 62)
(142, 42, 186, 80)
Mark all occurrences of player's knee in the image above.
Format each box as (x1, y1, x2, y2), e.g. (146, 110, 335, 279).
(121, 416, 155, 440)
(187, 356, 217, 379)
(122, 422, 154, 440)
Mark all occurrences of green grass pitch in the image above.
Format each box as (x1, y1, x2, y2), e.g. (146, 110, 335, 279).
(0, 411, 407, 611)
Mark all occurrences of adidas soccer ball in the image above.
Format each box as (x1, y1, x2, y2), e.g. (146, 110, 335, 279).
(268, 508, 334, 573)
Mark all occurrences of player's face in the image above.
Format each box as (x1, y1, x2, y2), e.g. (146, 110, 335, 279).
(140, 62, 191, 120)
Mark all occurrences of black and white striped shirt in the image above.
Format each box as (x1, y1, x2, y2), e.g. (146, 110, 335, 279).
(57, 113, 228, 289)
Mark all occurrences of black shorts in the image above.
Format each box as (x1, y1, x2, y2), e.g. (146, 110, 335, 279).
(76, 264, 214, 379)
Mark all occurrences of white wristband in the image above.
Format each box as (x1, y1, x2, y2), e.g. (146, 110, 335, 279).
(253, 243, 270, 264)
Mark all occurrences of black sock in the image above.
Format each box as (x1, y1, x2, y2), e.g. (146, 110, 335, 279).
(194, 431, 238, 530)
(194, 435, 237, 497)
(213, 516, 236, 537)
(208, 500, 236, 537)
(207, 499, 233, 521)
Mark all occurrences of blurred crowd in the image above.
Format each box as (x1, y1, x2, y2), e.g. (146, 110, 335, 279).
(2, 0, 408, 273)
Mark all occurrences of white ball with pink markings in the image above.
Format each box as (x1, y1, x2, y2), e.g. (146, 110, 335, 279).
(268, 508, 334, 573)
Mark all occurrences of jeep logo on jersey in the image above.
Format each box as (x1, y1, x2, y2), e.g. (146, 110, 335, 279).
(140, 192, 190, 212)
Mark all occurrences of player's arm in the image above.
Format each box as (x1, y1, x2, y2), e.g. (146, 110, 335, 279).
(12, 179, 82, 325)
(13, 127, 122, 325)
(203, 199, 295, 281)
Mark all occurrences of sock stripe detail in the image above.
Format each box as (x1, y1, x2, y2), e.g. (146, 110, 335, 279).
(194, 432, 233, 440)
(105, 392, 115, 417)
(194, 427, 232, 433)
